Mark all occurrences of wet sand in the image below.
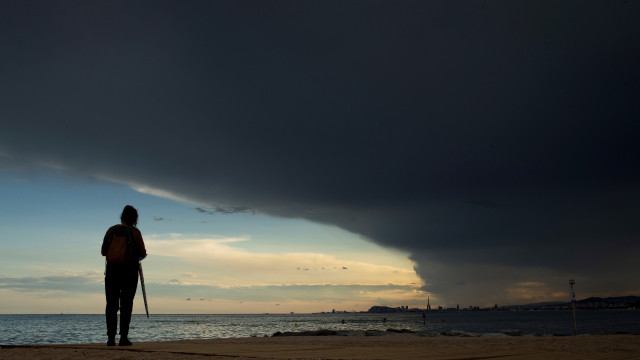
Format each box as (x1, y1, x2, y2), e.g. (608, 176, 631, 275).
(2, 334, 640, 360)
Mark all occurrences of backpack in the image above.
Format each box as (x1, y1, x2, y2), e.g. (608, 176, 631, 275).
(105, 226, 136, 264)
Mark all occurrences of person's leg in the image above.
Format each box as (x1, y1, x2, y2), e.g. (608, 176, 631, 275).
(104, 266, 121, 345)
(118, 265, 139, 345)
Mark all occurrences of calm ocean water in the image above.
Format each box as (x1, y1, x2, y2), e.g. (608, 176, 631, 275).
(1, 311, 639, 345)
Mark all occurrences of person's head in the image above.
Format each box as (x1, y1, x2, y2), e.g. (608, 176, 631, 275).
(120, 205, 138, 227)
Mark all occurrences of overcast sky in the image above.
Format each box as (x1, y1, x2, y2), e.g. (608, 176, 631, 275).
(1, 0, 639, 313)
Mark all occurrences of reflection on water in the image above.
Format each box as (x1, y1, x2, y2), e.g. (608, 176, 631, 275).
(1, 311, 640, 345)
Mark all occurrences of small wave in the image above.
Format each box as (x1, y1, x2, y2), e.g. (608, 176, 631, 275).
(270, 328, 557, 338)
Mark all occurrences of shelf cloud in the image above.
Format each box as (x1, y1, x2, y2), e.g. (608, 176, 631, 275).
(1, 1, 639, 304)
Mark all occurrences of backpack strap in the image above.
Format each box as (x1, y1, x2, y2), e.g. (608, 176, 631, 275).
(124, 226, 135, 259)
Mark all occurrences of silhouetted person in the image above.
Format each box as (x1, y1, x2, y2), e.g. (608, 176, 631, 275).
(101, 205, 147, 346)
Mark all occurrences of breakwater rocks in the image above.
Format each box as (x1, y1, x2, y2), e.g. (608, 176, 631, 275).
(272, 328, 532, 337)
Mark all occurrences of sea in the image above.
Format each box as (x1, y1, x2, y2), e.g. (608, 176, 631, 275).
(2, 311, 640, 345)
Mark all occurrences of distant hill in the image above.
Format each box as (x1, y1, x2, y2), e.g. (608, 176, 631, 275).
(367, 296, 640, 313)
(505, 296, 640, 310)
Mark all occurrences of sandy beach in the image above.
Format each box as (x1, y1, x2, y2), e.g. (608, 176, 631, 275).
(2, 334, 640, 360)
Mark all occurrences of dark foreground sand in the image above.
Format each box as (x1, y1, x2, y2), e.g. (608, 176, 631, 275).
(2, 334, 640, 360)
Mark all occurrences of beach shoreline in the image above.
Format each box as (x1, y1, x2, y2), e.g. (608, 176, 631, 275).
(2, 333, 640, 360)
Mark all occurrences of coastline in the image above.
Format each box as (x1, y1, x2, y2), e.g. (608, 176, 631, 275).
(2, 333, 640, 360)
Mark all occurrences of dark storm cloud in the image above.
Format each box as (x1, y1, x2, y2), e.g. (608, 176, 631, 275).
(1, 1, 639, 304)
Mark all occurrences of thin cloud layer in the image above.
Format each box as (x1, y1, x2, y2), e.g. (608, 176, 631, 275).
(0, 272, 103, 293)
(1, 1, 639, 304)
(144, 235, 419, 287)
(0, 275, 423, 312)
